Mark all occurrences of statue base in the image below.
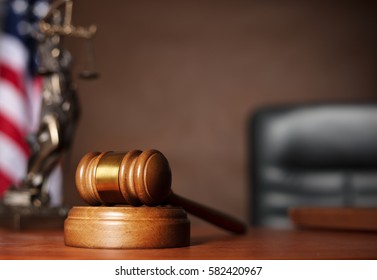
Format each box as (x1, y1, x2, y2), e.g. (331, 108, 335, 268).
(0, 204, 69, 230)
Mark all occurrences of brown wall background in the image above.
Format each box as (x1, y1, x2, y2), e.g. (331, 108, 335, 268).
(64, 0, 377, 224)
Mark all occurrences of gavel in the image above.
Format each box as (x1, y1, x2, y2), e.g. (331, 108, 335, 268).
(75, 149, 246, 234)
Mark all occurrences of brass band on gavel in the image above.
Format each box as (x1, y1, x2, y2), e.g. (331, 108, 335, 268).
(75, 150, 172, 206)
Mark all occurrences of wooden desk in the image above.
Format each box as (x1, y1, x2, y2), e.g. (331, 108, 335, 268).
(1, 227, 376, 260)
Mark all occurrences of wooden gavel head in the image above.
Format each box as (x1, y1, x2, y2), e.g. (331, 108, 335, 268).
(76, 149, 172, 206)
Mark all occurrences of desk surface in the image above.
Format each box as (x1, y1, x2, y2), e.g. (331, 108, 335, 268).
(1, 227, 377, 260)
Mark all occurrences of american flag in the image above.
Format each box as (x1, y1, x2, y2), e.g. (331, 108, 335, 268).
(0, 0, 50, 197)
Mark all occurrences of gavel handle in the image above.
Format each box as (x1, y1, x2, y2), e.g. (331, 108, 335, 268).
(168, 193, 247, 234)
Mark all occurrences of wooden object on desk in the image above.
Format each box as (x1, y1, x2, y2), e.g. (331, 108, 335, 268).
(65, 149, 245, 249)
(64, 205, 190, 249)
(289, 207, 377, 231)
(74, 149, 246, 234)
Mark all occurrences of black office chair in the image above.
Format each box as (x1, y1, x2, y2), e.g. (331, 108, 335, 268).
(249, 104, 377, 228)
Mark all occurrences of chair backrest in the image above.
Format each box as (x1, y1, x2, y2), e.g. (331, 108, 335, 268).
(249, 104, 377, 228)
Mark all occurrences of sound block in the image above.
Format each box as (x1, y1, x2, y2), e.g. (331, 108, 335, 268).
(64, 205, 190, 249)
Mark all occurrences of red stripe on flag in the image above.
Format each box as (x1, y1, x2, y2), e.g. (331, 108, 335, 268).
(0, 169, 13, 197)
(0, 113, 30, 157)
(0, 63, 26, 98)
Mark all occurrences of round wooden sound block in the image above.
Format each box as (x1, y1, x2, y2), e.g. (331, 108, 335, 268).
(64, 205, 190, 249)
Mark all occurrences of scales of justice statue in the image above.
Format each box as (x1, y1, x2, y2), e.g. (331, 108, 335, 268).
(0, 0, 98, 229)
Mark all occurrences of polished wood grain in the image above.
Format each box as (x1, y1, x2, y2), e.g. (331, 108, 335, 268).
(1, 226, 376, 260)
(75, 150, 246, 234)
(64, 205, 190, 249)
